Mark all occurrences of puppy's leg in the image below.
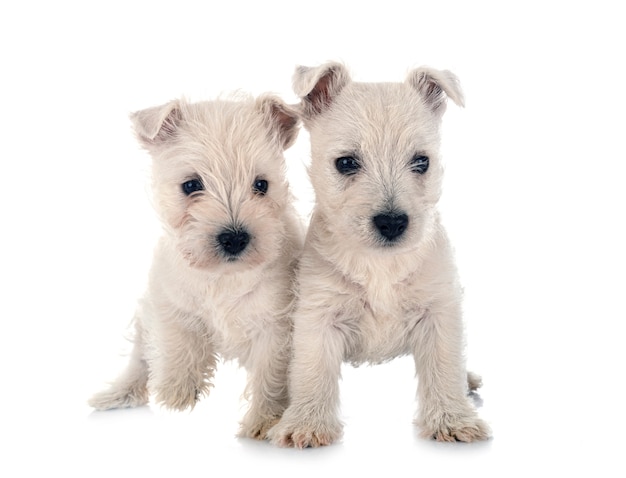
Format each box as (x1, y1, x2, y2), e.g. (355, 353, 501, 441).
(89, 320, 149, 410)
(413, 302, 491, 442)
(149, 313, 217, 411)
(238, 322, 291, 440)
(268, 308, 345, 448)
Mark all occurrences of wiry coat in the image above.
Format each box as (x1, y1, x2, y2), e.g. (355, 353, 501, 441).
(268, 63, 490, 447)
(89, 95, 303, 439)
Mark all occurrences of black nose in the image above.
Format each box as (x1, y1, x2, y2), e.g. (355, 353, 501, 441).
(373, 213, 409, 241)
(217, 229, 250, 255)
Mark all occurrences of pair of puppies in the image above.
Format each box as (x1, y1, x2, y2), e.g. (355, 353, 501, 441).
(89, 63, 490, 446)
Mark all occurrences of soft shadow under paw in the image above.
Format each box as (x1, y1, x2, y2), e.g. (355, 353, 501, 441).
(88, 405, 154, 421)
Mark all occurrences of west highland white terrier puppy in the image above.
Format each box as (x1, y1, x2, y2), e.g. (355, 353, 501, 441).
(268, 63, 491, 447)
(89, 94, 303, 440)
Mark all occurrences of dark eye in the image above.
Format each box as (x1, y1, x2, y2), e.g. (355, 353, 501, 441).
(336, 156, 361, 175)
(253, 178, 268, 195)
(411, 155, 429, 174)
(181, 178, 204, 196)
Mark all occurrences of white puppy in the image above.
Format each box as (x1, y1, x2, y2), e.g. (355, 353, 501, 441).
(89, 94, 303, 440)
(268, 63, 490, 447)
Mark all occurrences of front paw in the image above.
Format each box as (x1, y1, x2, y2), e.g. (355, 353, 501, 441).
(239, 414, 281, 440)
(154, 385, 204, 411)
(268, 412, 343, 448)
(88, 387, 148, 411)
(417, 412, 491, 442)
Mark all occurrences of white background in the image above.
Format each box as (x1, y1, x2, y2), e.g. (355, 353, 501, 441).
(1, 1, 624, 476)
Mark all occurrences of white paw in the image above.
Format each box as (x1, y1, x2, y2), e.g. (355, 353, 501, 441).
(88, 387, 148, 411)
(418, 412, 491, 442)
(268, 412, 343, 448)
(239, 415, 281, 440)
(154, 383, 206, 411)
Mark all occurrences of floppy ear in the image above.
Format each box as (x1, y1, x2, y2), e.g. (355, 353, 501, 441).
(256, 94, 301, 150)
(292, 62, 351, 119)
(406, 67, 464, 112)
(130, 99, 183, 147)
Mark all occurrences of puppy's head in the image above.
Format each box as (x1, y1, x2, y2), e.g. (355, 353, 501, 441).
(293, 62, 463, 254)
(131, 94, 299, 272)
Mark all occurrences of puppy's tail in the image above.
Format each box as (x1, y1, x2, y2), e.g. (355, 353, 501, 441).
(467, 371, 483, 392)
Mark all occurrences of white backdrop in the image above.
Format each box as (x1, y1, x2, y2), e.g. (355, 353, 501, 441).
(1, 1, 624, 476)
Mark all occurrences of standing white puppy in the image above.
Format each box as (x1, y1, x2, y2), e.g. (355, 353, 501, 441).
(268, 63, 490, 447)
(89, 94, 303, 440)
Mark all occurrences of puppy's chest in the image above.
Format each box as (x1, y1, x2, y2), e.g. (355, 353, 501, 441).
(347, 282, 426, 363)
(199, 276, 283, 356)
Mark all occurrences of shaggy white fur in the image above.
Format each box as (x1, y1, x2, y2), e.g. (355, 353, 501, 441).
(268, 63, 491, 447)
(89, 94, 304, 440)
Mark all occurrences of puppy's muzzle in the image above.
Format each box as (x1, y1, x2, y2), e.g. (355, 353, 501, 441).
(217, 229, 250, 256)
(373, 213, 408, 242)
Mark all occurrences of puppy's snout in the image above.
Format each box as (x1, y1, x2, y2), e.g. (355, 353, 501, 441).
(373, 213, 408, 241)
(217, 229, 250, 256)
